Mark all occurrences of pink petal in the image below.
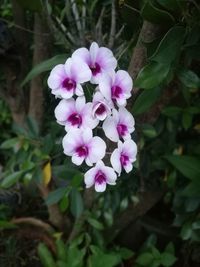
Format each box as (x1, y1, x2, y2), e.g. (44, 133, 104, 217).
(95, 181, 106, 192)
(89, 137, 106, 163)
(102, 116, 119, 142)
(110, 149, 121, 175)
(54, 99, 75, 125)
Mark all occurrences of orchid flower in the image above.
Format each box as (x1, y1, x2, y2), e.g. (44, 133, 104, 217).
(92, 91, 112, 121)
(55, 96, 98, 131)
(62, 128, 106, 166)
(47, 57, 91, 99)
(84, 160, 117, 192)
(111, 140, 137, 175)
(99, 70, 132, 106)
(103, 107, 135, 142)
(72, 42, 117, 84)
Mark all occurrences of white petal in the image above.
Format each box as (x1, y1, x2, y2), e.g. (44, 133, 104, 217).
(110, 149, 121, 175)
(97, 47, 117, 71)
(103, 166, 117, 185)
(75, 96, 86, 112)
(102, 116, 119, 142)
(47, 64, 66, 90)
(82, 128, 93, 143)
(62, 129, 82, 155)
(71, 58, 92, 83)
(54, 99, 75, 125)
(72, 154, 85, 166)
(84, 167, 96, 188)
(89, 137, 106, 163)
(59, 89, 74, 99)
(123, 139, 137, 159)
(115, 70, 133, 93)
(64, 58, 72, 77)
(124, 161, 133, 173)
(72, 47, 90, 64)
(89, 42, 99, 64)
(99, 73, 112, 101)
(75, 84, 84, 96)
(95, 181, 106, 192)
(119, 107, 135, 132)
(116, 97, 127, 107)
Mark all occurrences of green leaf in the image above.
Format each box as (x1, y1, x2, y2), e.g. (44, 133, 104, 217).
(37, 243, 56, 267)
(156, 0, 180, 12)
(136, 252, 154, 266)
(71, 173, 84, 187)
(0, 220, 17, 229)
(0, 137, 19, 149)
(182, 112, 192, 130)
(1, 171, 24, 188)
(87, 218, 104, 230)
(141, 0, 175, 25)
(164, 155, 200, 180)
(118, 247, 134, 260)
(56, 239, 67, 262)
(16, 0, 42, 12)
(181, 222, 193, 240)
(135, 62, 170, 89)
(177, 69, 200, 88)
(161, 252, 177, 267)
(26, 116, 39, 137)
(181, 181, 200, 197)
(70, 189, 84, 218)
(21, 54, 67, 87)
(132, 87, 161, 115)
(142, 124, 157, 138)
(150, 26, 186, 64)
(45, 187, 69, 206)
(165, 242, 175, 254)
(89, 249, 121, 267)
(162, 106, 182, 117)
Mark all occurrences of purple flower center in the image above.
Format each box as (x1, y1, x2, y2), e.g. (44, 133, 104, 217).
(111, 85, 122, 99)
(62, 78, 76, 91)
(68, 113, 82, 126)
(89, 62, 101, 76)
(120, 154, 129, 167)
(76, 145, 88, 157)
(117, 124, 127, 137)
(95, 171, 106, 185)
(95, 103, 106, 115)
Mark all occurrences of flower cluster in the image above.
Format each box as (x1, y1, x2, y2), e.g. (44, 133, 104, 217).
(48, 42, 137, 192)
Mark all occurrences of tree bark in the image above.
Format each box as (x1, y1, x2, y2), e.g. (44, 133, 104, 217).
(28, 13, 52, 128)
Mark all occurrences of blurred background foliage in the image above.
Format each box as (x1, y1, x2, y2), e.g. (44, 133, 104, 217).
(0, 0, 200, 266)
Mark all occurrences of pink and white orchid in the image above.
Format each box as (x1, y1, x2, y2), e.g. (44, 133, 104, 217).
(99, 70, 132, 106)
(92, 91, 112, 121)
(47, 57, 91, 99)
(111, 140, 137, 175)
(72, 42, 117, 84)
(84, 160, 117, 192)
(54, 96, 98, 131)
(62, 128, 106, 166)
(103, 107, 135, 142)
